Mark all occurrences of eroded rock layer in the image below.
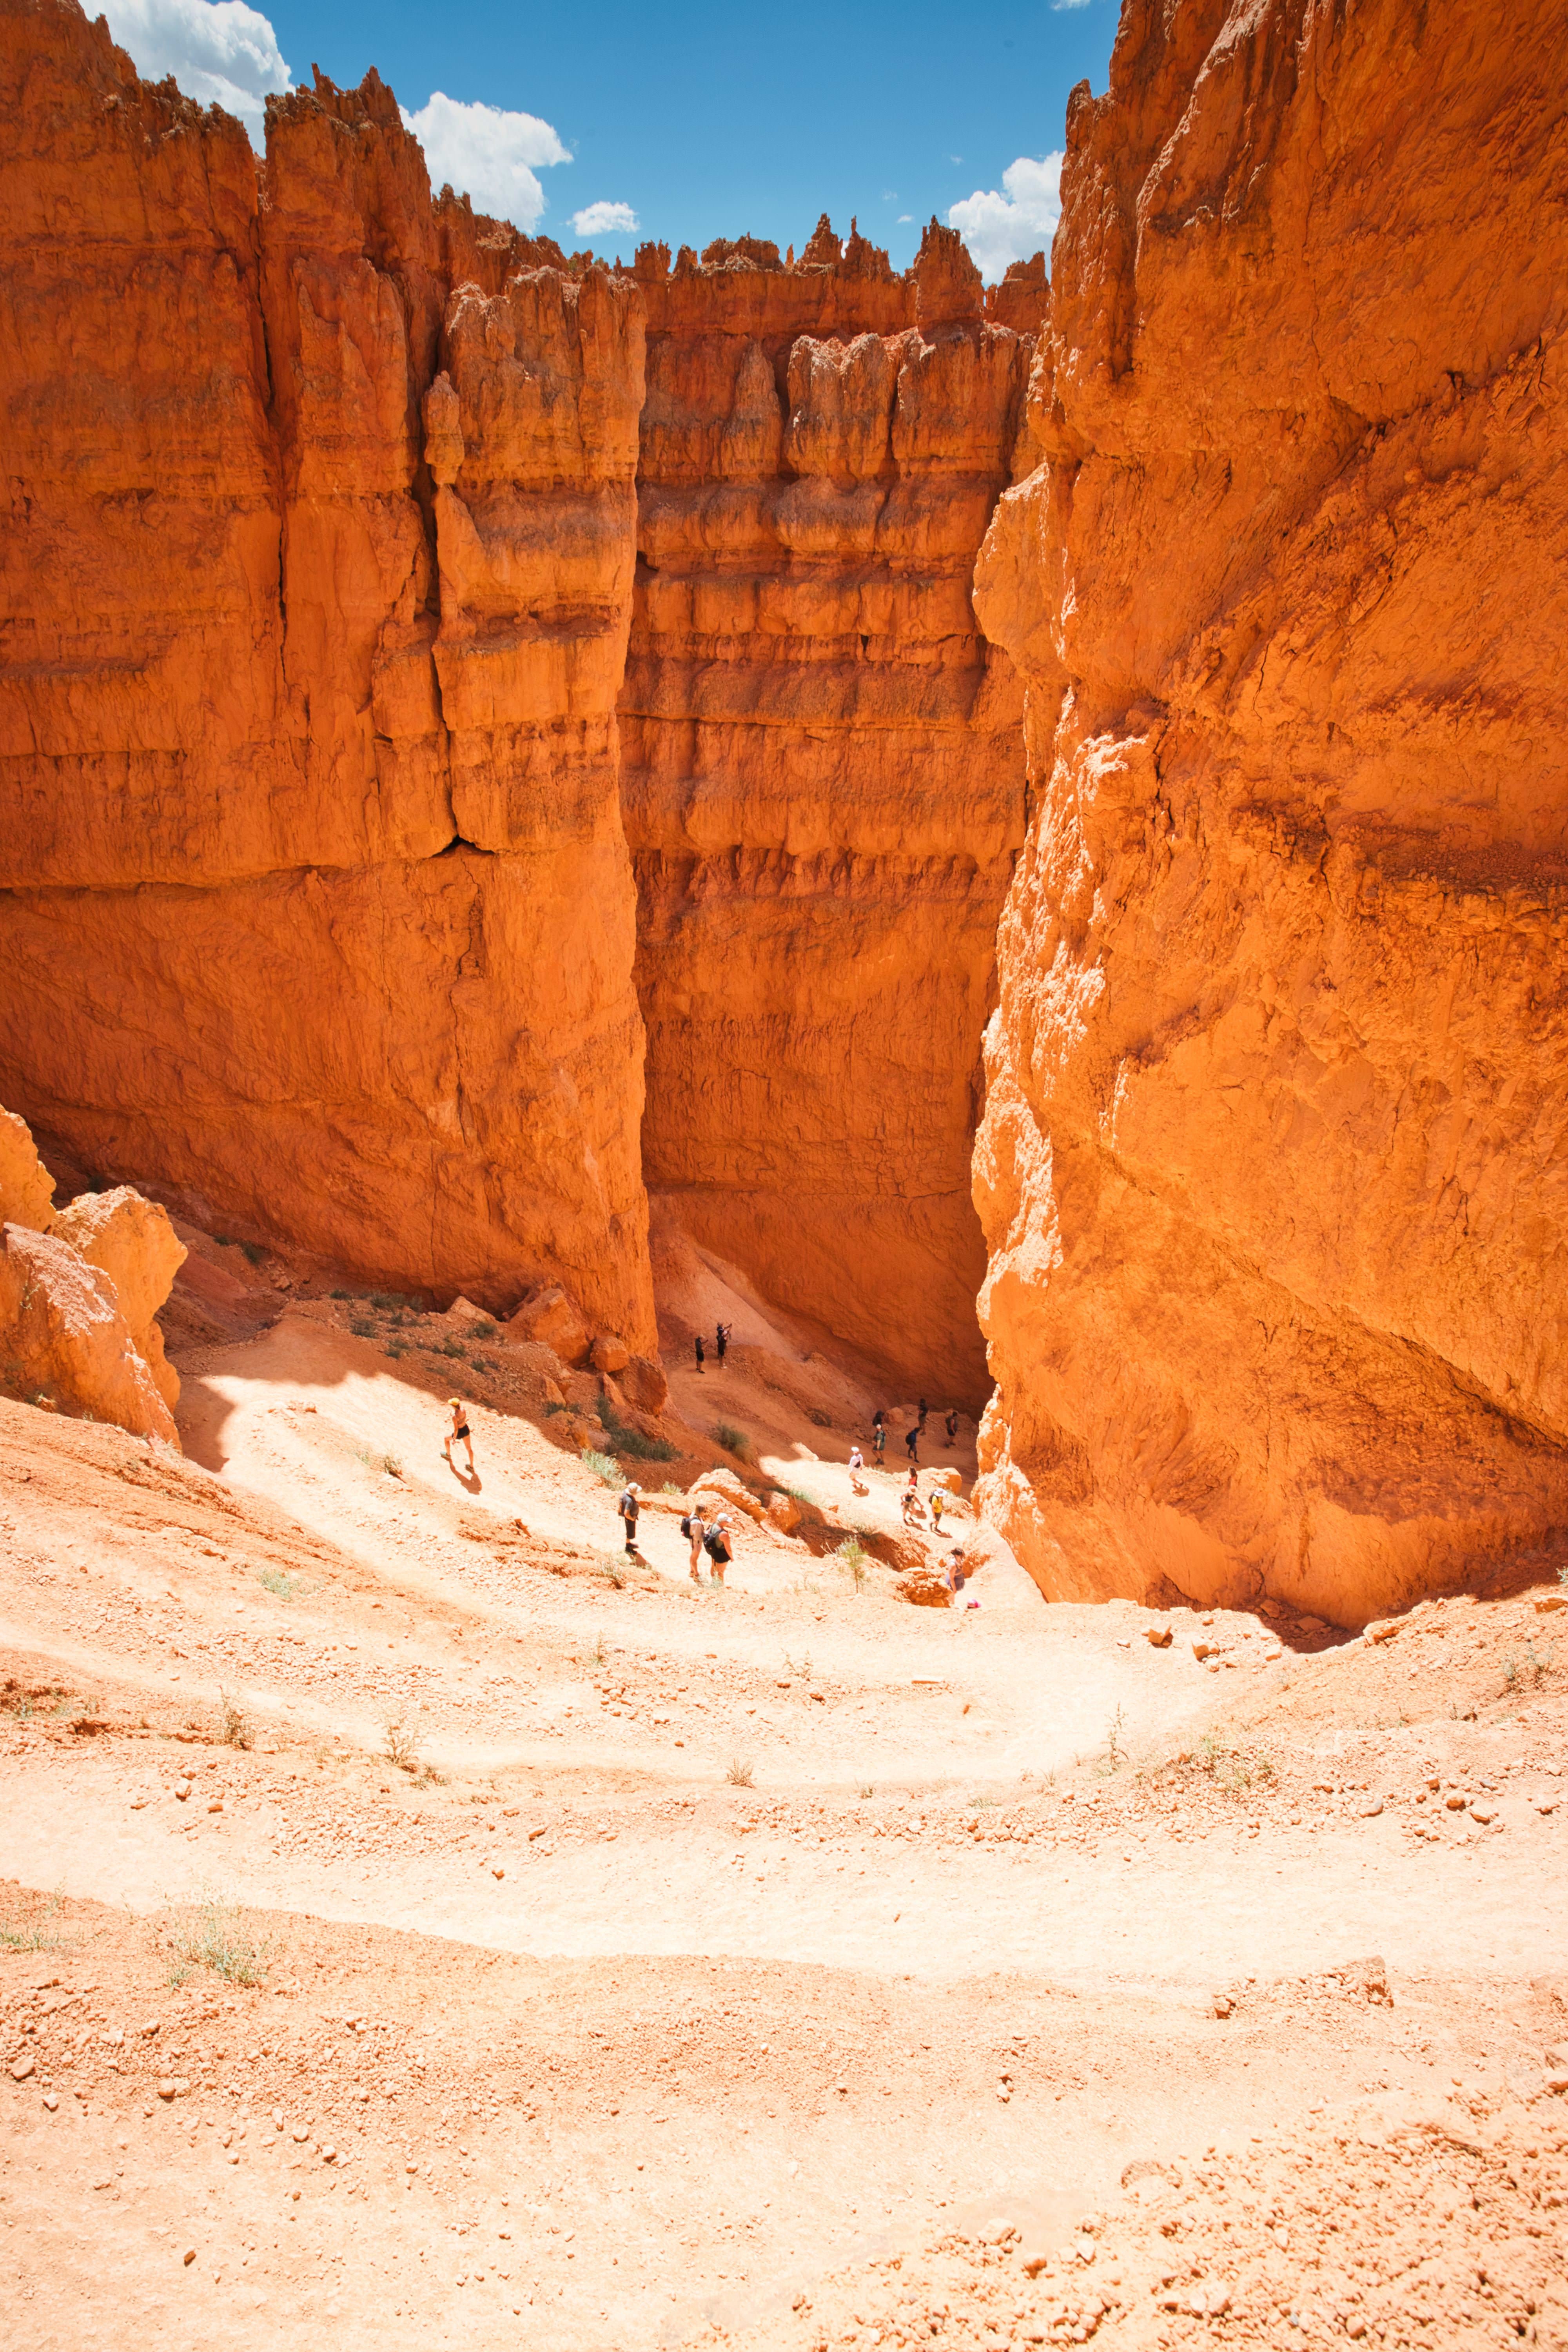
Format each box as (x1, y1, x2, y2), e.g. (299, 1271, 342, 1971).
(624, 225, 1036, 1397)
(0, 0, 654, 1344)
(973, 0, 1568, 1621)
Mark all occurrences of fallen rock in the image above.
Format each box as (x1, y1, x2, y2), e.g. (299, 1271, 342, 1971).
(1192, 1640, 1218, 1661)
(590, 1331, 631, 1374)
(1144, 1623, 1173, 1648)
(1534, 1592, 1568, 1613)
(620, 1353, 670, 1414)
(930, 1467, 962, 1494)
(689, 1467, 766, 1523)
(504, 1286, 590, 1367)
(0, 1221, 178, 1443)
(1368, 1620, 1401, 1644)
(10, 2055, 35, 2080)
(895, 1567, 951, 1608)
(764, 1490, 802, 1534)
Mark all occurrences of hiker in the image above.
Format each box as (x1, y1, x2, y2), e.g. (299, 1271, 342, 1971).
(443, 1397, 474, 1475)
(715, 1321, 729, 1370)
(930, 1486, 946, 1533)
(682, 1504, 708, 1581)
(694, 1332, 705, 1376)
(945, 1407, 958, 1446)
(617, 1482, 641, 1555)
(943, 1545, 967, 1599)
(904, 1421, 920, 1464)
(703, 1511, 735, 1584)
(901, 1470, 926, 1526)
(872, 1413, 886, 1465)
(918, 1396, 929, 1430)
(848, 1444, 869, 1497)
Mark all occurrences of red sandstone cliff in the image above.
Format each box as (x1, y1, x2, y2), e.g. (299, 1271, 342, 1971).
(0, 1, 654, 1344)
(973, 0, 1568, 1621)
(624, 223, 1036, 1398)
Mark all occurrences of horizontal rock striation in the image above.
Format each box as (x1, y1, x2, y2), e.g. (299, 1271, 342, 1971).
(623, 222, 1039, 1398)
(973, 0, 1568, 1621)
(0, 0, 653, 1344)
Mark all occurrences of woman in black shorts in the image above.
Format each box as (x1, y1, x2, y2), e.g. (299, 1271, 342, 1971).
(444, 1396, 474, 1475)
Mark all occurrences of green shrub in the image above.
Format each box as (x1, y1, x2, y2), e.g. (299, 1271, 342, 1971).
(583, 1449, 621, 1486)
(596, 1395, 677, 1462)
(713, 1421, 752, 1461)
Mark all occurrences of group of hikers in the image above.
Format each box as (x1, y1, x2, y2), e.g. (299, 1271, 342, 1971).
(442, 1340, 971, 1597)
(615, 1481, 736, 1583)
(692, 1321, 732, 1375)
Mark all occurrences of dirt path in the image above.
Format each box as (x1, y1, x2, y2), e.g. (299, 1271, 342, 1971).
(2, 1299, 1566, 2351)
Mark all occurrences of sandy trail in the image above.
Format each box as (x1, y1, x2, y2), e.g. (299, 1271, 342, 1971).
(1, 1296, 1565, 2350)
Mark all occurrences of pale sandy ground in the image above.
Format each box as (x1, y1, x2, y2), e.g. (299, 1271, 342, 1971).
(1, 1247, 1565, 2351)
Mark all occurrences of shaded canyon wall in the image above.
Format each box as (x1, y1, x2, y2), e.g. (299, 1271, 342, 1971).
(624, 226, 1038, 1399)
(973, 0, 1568, 1621)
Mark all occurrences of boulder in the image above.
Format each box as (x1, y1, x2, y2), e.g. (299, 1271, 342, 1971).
(0, 1108, 53, 1232)
(930, 1467, 962, 1494)
(621, 1353, 670, 1414)
(689, 1466, 766, 1523)
(764, 1490, 802, 1533)
(51, 1185, 186, 1410)
(895, 1567, 951, 1608)
(0, 1223, 178, 1444)
(590, 1331, 631, 1374)
(504, 1286, 590, 1366)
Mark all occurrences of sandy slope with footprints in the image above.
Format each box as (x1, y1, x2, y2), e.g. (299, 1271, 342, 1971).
(2, 1238, 1567, 2350)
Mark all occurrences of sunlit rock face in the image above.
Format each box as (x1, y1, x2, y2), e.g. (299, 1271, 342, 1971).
(0, 3, 655, 1344)
(972, 0, 1568, 1622)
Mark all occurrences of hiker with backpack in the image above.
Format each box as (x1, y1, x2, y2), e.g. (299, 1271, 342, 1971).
(702, 1511, 736, 1584)
(681, 1503, 707, 1581)
(617, 1482, 641, 1555)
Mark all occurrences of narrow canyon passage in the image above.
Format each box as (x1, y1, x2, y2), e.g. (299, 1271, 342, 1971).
(622, 225, 1039, 1400)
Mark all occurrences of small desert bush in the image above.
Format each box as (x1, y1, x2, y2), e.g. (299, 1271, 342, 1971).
(257, 1566, 299, 1602)
(168, 1896, 270, 1987)
(596, 1396, 677, 1463)
(350, 1318, 376, 1339)
(583, 1449, 622, 1486)
(217, 1690, 252, 1749)
(726, 1758, 755, 1788)
(384, 1717, 421, 1773)
(713, 1421, 752, 1461)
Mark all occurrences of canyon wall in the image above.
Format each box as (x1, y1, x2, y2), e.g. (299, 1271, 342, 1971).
(0, 0, 1041, 1388)
(973, 0, 1568, 1621)
(624, 225, 1037, 1399)
(0, 0, 655, 1344)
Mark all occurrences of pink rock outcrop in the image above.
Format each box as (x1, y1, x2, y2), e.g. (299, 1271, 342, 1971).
(51, 1187, 186, 1408)
(972, 0, 1568, 1624)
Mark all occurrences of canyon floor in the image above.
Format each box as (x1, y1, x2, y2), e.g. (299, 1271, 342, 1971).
(1, 1241, 1565, 2352)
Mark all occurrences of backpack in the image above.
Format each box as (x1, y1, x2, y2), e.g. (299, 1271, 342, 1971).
(679, 1515, 693, 1539)
(703, 1528, 730, 1562)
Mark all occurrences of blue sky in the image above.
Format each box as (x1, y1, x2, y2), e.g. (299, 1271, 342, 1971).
(102, 0, 1118, 278)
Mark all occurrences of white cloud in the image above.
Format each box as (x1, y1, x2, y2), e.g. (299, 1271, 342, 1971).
(570, 200, 639, 241)
(948, 152, 1063, 282)
(1051, 0, 1093, 10)
(400, 93, 571, 231)
(100, 0, 290, 145)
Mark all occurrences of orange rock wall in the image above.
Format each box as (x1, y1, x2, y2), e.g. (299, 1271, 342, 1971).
(973, 0, 1568, 1621)
(0, 0, 654, 1345)
(624, 228, 1034, 1398)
